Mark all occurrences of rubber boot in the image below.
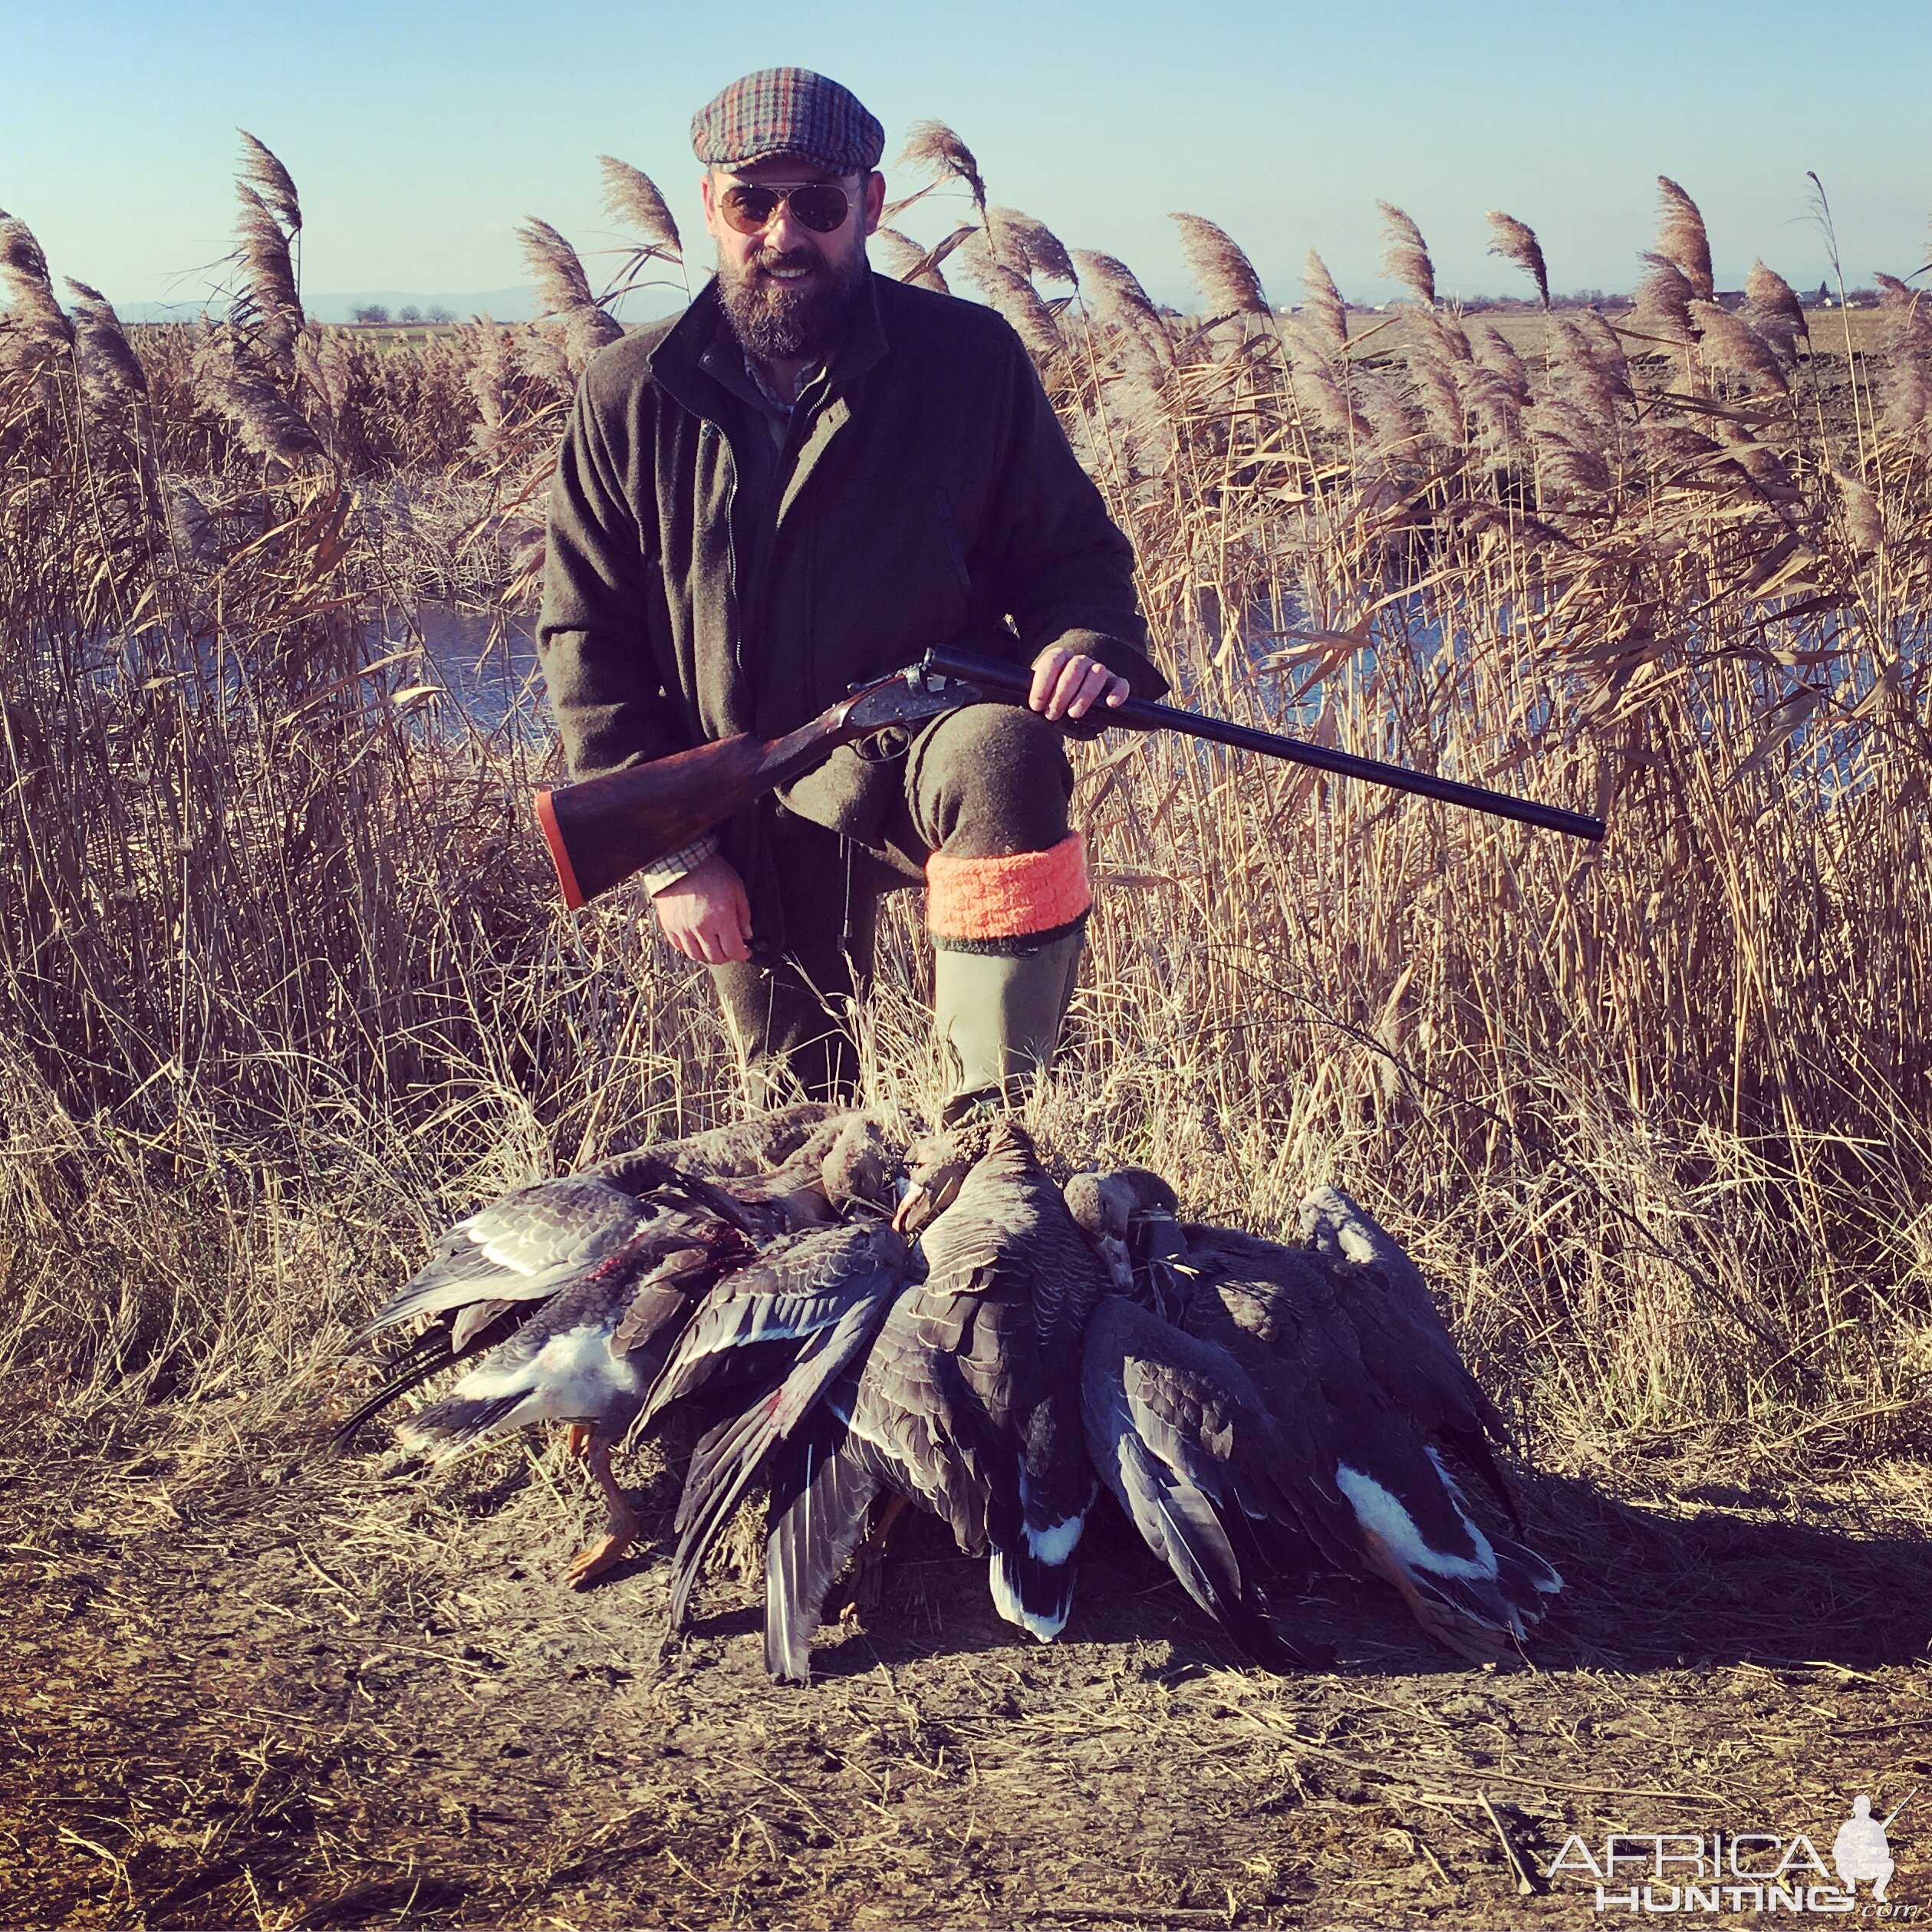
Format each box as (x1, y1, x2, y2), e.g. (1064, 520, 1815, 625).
(932, 930, 1084, 1127)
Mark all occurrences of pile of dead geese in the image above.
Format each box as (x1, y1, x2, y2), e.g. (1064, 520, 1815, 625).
(340, 1104, 1560, 1681)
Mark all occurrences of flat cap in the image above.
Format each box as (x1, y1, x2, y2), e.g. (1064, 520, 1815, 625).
(691, 67, 884, 174)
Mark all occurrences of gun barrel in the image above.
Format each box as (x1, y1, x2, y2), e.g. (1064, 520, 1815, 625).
(924, 644, 1605, 844)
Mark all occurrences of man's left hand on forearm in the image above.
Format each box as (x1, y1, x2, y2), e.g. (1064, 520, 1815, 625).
(1028, 646, 1131, 721)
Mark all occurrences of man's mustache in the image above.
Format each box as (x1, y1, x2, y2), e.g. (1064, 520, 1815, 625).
(748, 249, 818, 277)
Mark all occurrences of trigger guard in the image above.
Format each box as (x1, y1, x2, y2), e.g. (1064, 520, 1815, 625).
(856, 728, 913, 763)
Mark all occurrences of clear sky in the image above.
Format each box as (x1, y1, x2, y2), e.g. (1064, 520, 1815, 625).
(5, 0, 1929, 314)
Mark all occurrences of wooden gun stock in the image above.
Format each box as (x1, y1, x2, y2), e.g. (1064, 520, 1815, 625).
(536, 731, 792, 909)
(533, 666, 979, 908)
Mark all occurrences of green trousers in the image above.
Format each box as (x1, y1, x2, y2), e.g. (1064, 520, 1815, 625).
(708, 703, 1078, 1105)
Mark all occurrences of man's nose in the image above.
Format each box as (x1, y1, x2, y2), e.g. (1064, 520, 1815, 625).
(762, 199, 811, 254)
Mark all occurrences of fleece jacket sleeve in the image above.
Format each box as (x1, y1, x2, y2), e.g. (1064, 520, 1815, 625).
(536, 376, 691, 779)
(981, 327, 1168, 702)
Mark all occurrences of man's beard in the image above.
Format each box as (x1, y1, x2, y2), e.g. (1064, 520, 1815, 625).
(716, 245, 864, 363)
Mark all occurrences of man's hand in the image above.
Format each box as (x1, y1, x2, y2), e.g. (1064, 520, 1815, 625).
(651, 851, 752, 964)
(1029, 644, 1131, 722)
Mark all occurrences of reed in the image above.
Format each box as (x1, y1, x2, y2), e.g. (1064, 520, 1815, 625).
(2, 135, 1929, 1479)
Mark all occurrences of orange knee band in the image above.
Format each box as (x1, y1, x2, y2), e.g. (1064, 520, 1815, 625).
(926, 833, 1091, 945)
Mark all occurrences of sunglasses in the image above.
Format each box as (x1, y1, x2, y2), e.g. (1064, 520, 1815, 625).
(716, 179, 857, 236)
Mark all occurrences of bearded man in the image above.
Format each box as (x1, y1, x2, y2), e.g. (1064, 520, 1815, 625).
(537, 67, 1163, 1121)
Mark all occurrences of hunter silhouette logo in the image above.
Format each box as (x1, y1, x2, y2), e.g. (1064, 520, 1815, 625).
(1834, 1795, 1905, 1903)
(1545, 1790, 1917, 1915)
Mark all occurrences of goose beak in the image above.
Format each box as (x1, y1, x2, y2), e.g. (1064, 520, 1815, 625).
(892, 1160, 969, 1235)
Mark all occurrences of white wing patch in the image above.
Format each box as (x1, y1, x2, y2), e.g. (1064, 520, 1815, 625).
(1335, 1462, 1498, 1584)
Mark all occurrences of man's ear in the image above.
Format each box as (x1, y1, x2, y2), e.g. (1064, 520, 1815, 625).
(699, 169, 722, 242)
(861, 170, 887, 237)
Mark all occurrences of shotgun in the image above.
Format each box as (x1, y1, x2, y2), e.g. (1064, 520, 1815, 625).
(534, 646, 1604, 909)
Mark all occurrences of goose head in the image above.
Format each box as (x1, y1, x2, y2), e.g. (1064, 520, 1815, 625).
(891, 1114, 1025, 1234)
(1064, 1167, 1186, 1317)
(821, 1114, 906, 1216)
(1062, 1172, 1137, 1295)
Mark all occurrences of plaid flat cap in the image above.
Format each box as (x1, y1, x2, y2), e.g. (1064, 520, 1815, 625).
(691, 67, 884, 173)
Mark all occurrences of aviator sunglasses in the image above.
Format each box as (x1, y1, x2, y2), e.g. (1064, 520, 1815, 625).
(716, 179, 857, 236)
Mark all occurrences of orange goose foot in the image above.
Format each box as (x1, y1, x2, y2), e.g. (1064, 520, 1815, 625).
(566, 1433, 640, 1590)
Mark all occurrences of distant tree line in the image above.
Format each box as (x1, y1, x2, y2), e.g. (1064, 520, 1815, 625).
(349, 304, 456, 326)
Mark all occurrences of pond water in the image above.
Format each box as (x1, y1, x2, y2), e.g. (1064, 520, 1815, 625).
(379, 603, 548, 738)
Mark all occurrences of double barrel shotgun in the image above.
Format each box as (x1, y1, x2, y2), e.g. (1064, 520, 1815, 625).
(533, 643, 1605, 910)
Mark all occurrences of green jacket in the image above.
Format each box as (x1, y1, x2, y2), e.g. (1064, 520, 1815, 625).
(536, 270, 1161, 931)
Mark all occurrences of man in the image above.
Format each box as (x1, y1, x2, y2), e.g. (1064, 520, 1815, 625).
(538, 67, 1163, 1121)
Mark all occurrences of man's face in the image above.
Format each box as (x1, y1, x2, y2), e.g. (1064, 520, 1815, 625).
(701, 155, 886, 362)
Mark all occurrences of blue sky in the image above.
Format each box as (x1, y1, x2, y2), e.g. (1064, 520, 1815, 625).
(5, 0, 1929, 313)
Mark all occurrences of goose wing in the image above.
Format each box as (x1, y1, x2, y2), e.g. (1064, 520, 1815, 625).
(847, 1278, 1001, 1556)
(1297, 1187, 1517, 1523)
(331, 1298, 532, 1447)
(357, 1176, 664, 1341)
(1298, 1185, 1509, 1442)
(1176, 1235, 1368, 1575)
(762, 1384, 882, 1683)
(1081, 1296, 1302, 1666)
(663, 1227, 911, 1634)
(643, 1223, 909, 1424)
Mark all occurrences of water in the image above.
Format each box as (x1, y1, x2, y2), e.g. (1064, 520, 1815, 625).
(378, 604, 548, 739)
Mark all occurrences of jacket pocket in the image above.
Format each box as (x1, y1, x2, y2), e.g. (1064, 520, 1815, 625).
(933, 486, 973, 597)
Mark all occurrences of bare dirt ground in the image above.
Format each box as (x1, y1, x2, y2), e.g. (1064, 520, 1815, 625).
(4, 1404, 1930, 1931)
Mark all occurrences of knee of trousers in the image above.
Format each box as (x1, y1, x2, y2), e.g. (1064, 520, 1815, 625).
(913, 703, 1074, 858)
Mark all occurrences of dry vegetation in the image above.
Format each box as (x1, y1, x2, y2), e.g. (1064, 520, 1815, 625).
(3, 131, 1932, 1927)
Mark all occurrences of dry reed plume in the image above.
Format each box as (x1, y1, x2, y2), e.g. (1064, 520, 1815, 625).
(1485, 209, 1549, 308)
(2, 133, 1930, 1497)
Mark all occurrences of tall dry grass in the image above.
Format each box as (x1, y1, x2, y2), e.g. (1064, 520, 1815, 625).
(2, 138, 1930, 1476)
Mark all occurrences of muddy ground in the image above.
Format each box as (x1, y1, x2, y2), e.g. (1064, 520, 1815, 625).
(3, 1406, 1930, 1931)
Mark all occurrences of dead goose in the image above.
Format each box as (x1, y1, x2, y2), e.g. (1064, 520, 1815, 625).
(1066, 1167, 1337, 1669)
(391, 1199, 756, 1585)
(637, 1219, 913, 1663)
(1068, 1173, 1312, 1667)
(704, 1114, 904, 1242)
(1298, 1185, 1519, 1528)
(762, 1117, 1108, 1667)
(1177, 1225, 1562, 1663)
(339, 1113, 889, 1464)
(334, 1150, 747, 1447)
(599, 1101, 841, 1176)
